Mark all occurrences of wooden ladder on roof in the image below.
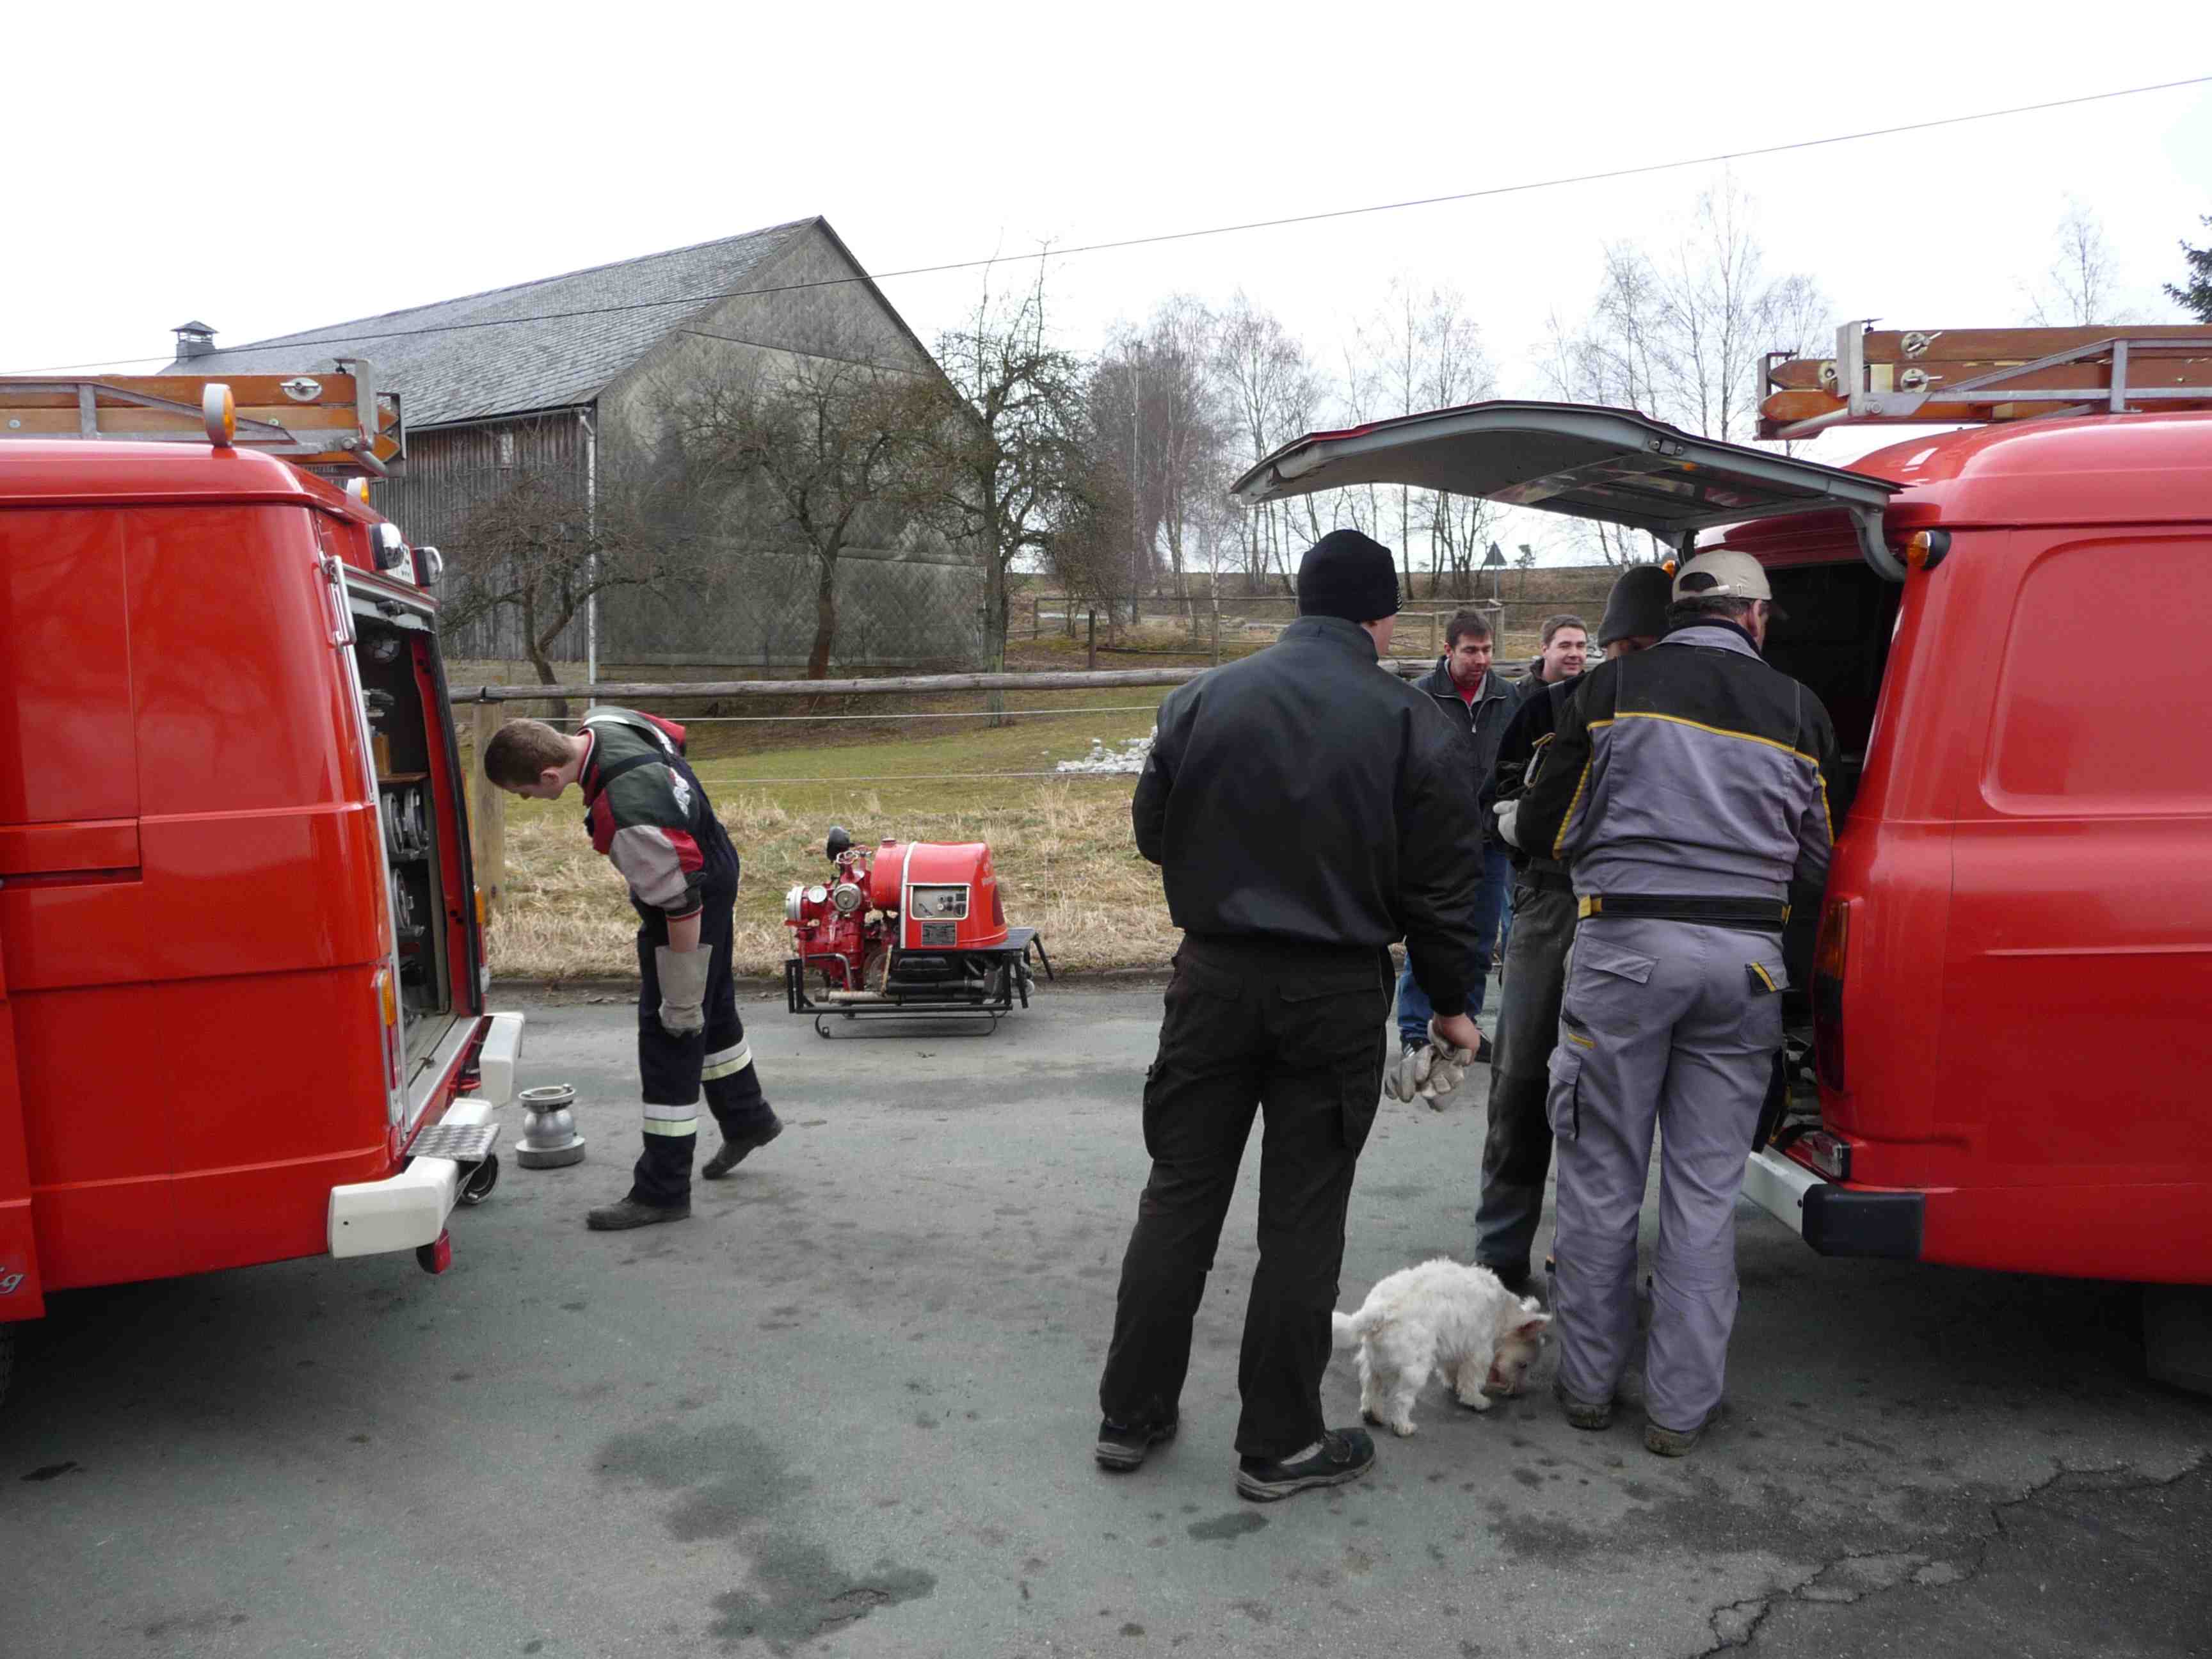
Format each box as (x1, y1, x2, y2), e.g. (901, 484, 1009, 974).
(1759, 324, 2212, 441)
(0, 360, 403, 477)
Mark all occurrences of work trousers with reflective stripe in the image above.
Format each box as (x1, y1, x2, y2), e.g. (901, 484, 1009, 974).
(1546, 915, 1785, 1433)
(1474, 874, 1578, 1277)
(629, 888, 772, 1207)
(1100, 934, 1391, 1461)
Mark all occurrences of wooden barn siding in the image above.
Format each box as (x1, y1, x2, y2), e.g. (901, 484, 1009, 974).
(376, 412, 593, 662)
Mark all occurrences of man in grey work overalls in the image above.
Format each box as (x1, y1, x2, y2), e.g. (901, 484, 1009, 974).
(1510, 550, 1836, 1457)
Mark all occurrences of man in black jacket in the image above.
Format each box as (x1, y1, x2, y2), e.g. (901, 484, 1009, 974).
(1096, 528, 1488, 1503)
(1474, 566, 1671, 1293)
(1385, 609, 1516, 1095)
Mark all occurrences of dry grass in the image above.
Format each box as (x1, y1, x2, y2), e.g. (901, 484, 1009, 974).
(486, 776, 1173, 981)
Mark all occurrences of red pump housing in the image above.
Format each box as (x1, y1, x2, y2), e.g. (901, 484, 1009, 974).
(784, 829, 1046, 1031)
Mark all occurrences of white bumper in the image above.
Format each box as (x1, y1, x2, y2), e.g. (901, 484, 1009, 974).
(1742, 1146, 1822, 1239)
(327, 1012, 526, 1258)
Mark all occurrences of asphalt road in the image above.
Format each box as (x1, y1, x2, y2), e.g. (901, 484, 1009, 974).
(4, 983, 2208, 1659)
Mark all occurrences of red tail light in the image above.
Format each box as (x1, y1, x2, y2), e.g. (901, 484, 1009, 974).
(1812, 900, 1850, 1091)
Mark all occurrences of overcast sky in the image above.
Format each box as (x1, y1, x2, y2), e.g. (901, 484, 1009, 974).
(10, 1, 2209, 554)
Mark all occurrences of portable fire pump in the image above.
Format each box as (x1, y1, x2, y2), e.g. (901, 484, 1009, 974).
(784, 827, 1052, 1034)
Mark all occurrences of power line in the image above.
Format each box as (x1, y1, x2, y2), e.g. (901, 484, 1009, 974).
(12, 72, 2208, 376)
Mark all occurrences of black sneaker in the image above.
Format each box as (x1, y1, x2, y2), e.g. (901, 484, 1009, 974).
(702, 1113, 783, 1180)
(1094, 1416, 1177, 1471)
(586, 1197, 691, 1231)
(1235, 1428, 1375, 1502)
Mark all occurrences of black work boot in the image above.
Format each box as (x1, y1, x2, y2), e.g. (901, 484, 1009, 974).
(1235, 1428, 1375, 1502)
(702, 1112, 783, 1180)
(586, 1196, 691, 1231)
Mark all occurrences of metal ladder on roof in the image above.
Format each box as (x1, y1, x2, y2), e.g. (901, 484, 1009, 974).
(0, 359, 402, 476)
(1759, 324, 2212, 441)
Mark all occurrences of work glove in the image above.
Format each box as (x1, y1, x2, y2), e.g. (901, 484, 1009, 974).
(1420, 1018, 1482, 1109)
(1383, 1042, 1437, 1103)
(1491, 798, 1523, 850)
(655, 945, 710, 1038)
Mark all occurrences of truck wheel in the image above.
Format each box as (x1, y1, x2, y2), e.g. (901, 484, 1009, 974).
(458, 1153, 499, 1206)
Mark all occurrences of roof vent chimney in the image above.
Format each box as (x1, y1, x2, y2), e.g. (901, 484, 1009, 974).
(173, 321, 217, 360)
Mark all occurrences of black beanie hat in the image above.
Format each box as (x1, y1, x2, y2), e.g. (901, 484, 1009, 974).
(1598, 563, 1674, 646)
(1296, 529, 1399, 623)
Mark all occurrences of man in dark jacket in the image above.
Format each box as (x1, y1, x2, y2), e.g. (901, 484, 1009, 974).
(1385, 610, 1515, 1096)
(1514, 551, 1836, 1459)
(1473, 566, 1671, 1294)
(1097, 528, 1488, 1503)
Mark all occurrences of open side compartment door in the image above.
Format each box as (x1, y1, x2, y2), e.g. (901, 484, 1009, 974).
(1230, 400, 1905, 577)
(0, 933, 45, 1322)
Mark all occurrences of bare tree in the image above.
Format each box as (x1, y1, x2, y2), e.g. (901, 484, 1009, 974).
(441, 467, 691, 717)
(1354, 276, 1497, 597)
(1212, 292, 1326, 593)
(2024, 202, 2140, 326)
(1088, 296, 1230, 625)
(1543, 181, 1830, 560)
(905, 264, 1093, 705)
(666, 358, 922, 680)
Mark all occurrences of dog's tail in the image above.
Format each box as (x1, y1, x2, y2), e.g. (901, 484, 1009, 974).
(1331, 1306, 1390, 1351)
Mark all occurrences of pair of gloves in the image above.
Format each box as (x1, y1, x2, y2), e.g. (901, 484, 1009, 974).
(1383, 1018, 1484, 1109)
(655, 945, 710, 1038)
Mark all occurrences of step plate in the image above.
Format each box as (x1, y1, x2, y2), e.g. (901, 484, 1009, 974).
(407, 1122, 501, 1163)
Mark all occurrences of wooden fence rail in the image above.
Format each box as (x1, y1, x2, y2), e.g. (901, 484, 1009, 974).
(452, 661, 1448, 915)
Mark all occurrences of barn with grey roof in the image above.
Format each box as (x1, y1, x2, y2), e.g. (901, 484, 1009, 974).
(165, 217, 979, 672)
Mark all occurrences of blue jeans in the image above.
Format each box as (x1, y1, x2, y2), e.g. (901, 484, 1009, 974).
(1395, 842, 1512, 1044)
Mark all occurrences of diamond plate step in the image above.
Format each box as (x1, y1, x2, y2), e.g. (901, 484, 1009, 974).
(406, 1122, 500, 1163)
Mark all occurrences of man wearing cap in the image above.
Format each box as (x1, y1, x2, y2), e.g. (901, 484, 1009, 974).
(1096, 528, 1490, 1503)
(1512, 551, 1836, 1457)
(1476, 565, 1672, 1295)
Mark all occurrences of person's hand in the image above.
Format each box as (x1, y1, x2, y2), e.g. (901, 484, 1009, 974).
(655, 945, 709, 1038)
(1491, 799, 1522, 849)
(1420, 1014, 1483, 1108)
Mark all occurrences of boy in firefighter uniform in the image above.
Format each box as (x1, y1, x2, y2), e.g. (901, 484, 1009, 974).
(482, 710, 781, 1230)
(1509, 552, 1834, 1456)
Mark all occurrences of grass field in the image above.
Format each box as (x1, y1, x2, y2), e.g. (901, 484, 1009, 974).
(482, 696, 1176, 981)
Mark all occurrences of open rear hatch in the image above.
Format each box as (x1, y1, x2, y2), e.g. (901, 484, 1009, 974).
(1230, 399, 1903, 575)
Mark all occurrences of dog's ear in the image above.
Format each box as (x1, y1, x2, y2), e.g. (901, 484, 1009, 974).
(1519, 1294, 1542, 1315)
(1508, 1312, 1553, 1343)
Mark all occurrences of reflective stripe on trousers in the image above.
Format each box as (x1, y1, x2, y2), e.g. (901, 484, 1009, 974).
(1545, 915, 1787, 1432)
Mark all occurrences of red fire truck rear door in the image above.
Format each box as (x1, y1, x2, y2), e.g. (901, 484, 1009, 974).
(0, 938, 45, 1320)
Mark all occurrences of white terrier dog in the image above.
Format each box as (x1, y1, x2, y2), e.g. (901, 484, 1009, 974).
(1332, 1258, 1553, 1438)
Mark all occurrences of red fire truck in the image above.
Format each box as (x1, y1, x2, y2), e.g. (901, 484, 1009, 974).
(0, 368, 522, 1404)
(1233, 324, 2212, 1386)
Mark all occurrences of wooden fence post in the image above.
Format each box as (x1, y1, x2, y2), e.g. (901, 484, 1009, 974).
(470, 700, 508, 918)
(1086, 611, 1098, 671)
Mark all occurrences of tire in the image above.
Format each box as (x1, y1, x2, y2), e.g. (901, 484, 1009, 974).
(458, 1153, 499, 1207)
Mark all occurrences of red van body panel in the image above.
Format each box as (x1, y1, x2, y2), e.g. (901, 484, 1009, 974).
(1726, 413, 2212, 1283)
(0, 442, 506, 1317)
